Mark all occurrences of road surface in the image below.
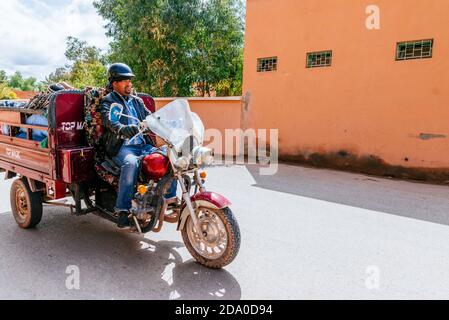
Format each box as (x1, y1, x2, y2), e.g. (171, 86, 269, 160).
(1, 163, 449, 299)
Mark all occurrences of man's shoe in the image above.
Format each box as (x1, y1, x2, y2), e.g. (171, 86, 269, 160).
(116, 211, 132, 229)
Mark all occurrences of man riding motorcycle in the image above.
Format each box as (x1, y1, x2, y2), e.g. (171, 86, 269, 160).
(99, 63, 177, 229)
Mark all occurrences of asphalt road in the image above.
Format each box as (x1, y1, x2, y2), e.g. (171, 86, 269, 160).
(1, 163, 449, 299)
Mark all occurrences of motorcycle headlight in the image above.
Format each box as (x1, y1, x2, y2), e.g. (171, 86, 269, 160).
(174, 156, 190, 170)
(193, 147, 214, 167)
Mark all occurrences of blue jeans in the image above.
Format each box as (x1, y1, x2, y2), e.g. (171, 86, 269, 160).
(112, 144, 177, 211)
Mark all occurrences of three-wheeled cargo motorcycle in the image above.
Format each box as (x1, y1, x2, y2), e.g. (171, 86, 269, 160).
(0, 90, 240, 269)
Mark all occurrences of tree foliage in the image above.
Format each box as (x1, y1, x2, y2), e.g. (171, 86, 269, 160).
(0, 83, 17, 100)
(45, 67, 72, 85)
(3, 71, 45, 92)
(94, 0, 245, 97)
(45, 37, 108, 89)
(0, 70, 7, 84)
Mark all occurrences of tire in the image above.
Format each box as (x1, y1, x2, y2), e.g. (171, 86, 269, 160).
(10, 178, 43, 229)
(181, 207, 240, 269)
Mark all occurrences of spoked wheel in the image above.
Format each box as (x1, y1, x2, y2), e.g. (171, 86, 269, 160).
(181, 207, 240, 269)
(10, 178, 43, 229)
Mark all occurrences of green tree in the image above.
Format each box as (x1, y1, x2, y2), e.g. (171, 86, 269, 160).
(45, 66, 72, 85)
(215, 48, 243, 96)
(0, 70, 7, 84)
(70, 60, 107, 89)
(7, 71, 43, 92)
(94, 0, 245, 97)
(190, 0, 244, 96)
(65, 37, 107, 88)
(8, 71, 24, 89)
(65, 36, 105, 63)
(45, 37, 108, 89)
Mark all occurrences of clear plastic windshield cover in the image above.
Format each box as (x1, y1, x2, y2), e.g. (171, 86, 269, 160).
(144, 99, 205, 153)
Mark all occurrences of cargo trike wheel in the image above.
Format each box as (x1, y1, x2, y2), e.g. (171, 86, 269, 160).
(181, 207, 240, 269)
(10, 178, 43, 229)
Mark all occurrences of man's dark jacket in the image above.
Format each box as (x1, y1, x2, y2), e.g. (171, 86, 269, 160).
(99, 91, 154, 157)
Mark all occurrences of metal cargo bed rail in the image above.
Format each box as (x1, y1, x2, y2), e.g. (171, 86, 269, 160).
(0, 106, 51, 174)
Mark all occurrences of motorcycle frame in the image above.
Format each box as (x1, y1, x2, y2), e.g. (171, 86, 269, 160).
(162, 141, 232, 234)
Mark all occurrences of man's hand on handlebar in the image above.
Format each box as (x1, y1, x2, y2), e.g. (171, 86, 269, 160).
(139, 122, 152, 134)
(119, 124, 140, 139)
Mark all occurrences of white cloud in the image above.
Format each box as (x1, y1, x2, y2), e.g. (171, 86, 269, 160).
(0, 0, 109, 81)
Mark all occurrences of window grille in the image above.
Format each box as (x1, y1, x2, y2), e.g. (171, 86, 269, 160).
(257, 57, 277, 72)
(396, 39, 433, 61)
(307, 50, 332, 68)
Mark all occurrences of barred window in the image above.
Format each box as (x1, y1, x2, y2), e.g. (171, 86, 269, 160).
(307, 50, 332, 68)
(396, 39, 433, 61)
(257, 57, 277, 72)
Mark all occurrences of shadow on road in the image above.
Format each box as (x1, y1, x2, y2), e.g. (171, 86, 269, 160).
(137, 238, 242, 300)
(2, 208, 241, 300)
(246, 164, 449, 227)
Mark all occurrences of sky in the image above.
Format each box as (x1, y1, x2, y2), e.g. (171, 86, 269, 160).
(0, 0, 110, 81)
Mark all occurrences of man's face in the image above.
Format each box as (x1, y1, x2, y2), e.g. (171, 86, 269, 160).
(113, 79, 133, 96)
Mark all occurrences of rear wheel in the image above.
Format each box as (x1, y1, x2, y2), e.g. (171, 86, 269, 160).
(181, 207, 240, 269)
(10, 178, 43, 229)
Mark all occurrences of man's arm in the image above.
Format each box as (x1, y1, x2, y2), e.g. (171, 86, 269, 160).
(99, 99, 124, 136)
(100, 98, 140, 139)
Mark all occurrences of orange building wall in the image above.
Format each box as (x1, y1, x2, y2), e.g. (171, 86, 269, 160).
(243, 0, 449, 170)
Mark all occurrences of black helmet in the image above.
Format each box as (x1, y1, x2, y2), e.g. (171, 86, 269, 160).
(108, 63, 135, 82)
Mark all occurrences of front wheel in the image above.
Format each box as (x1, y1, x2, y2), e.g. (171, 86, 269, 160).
(181, 207, 240, 269)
